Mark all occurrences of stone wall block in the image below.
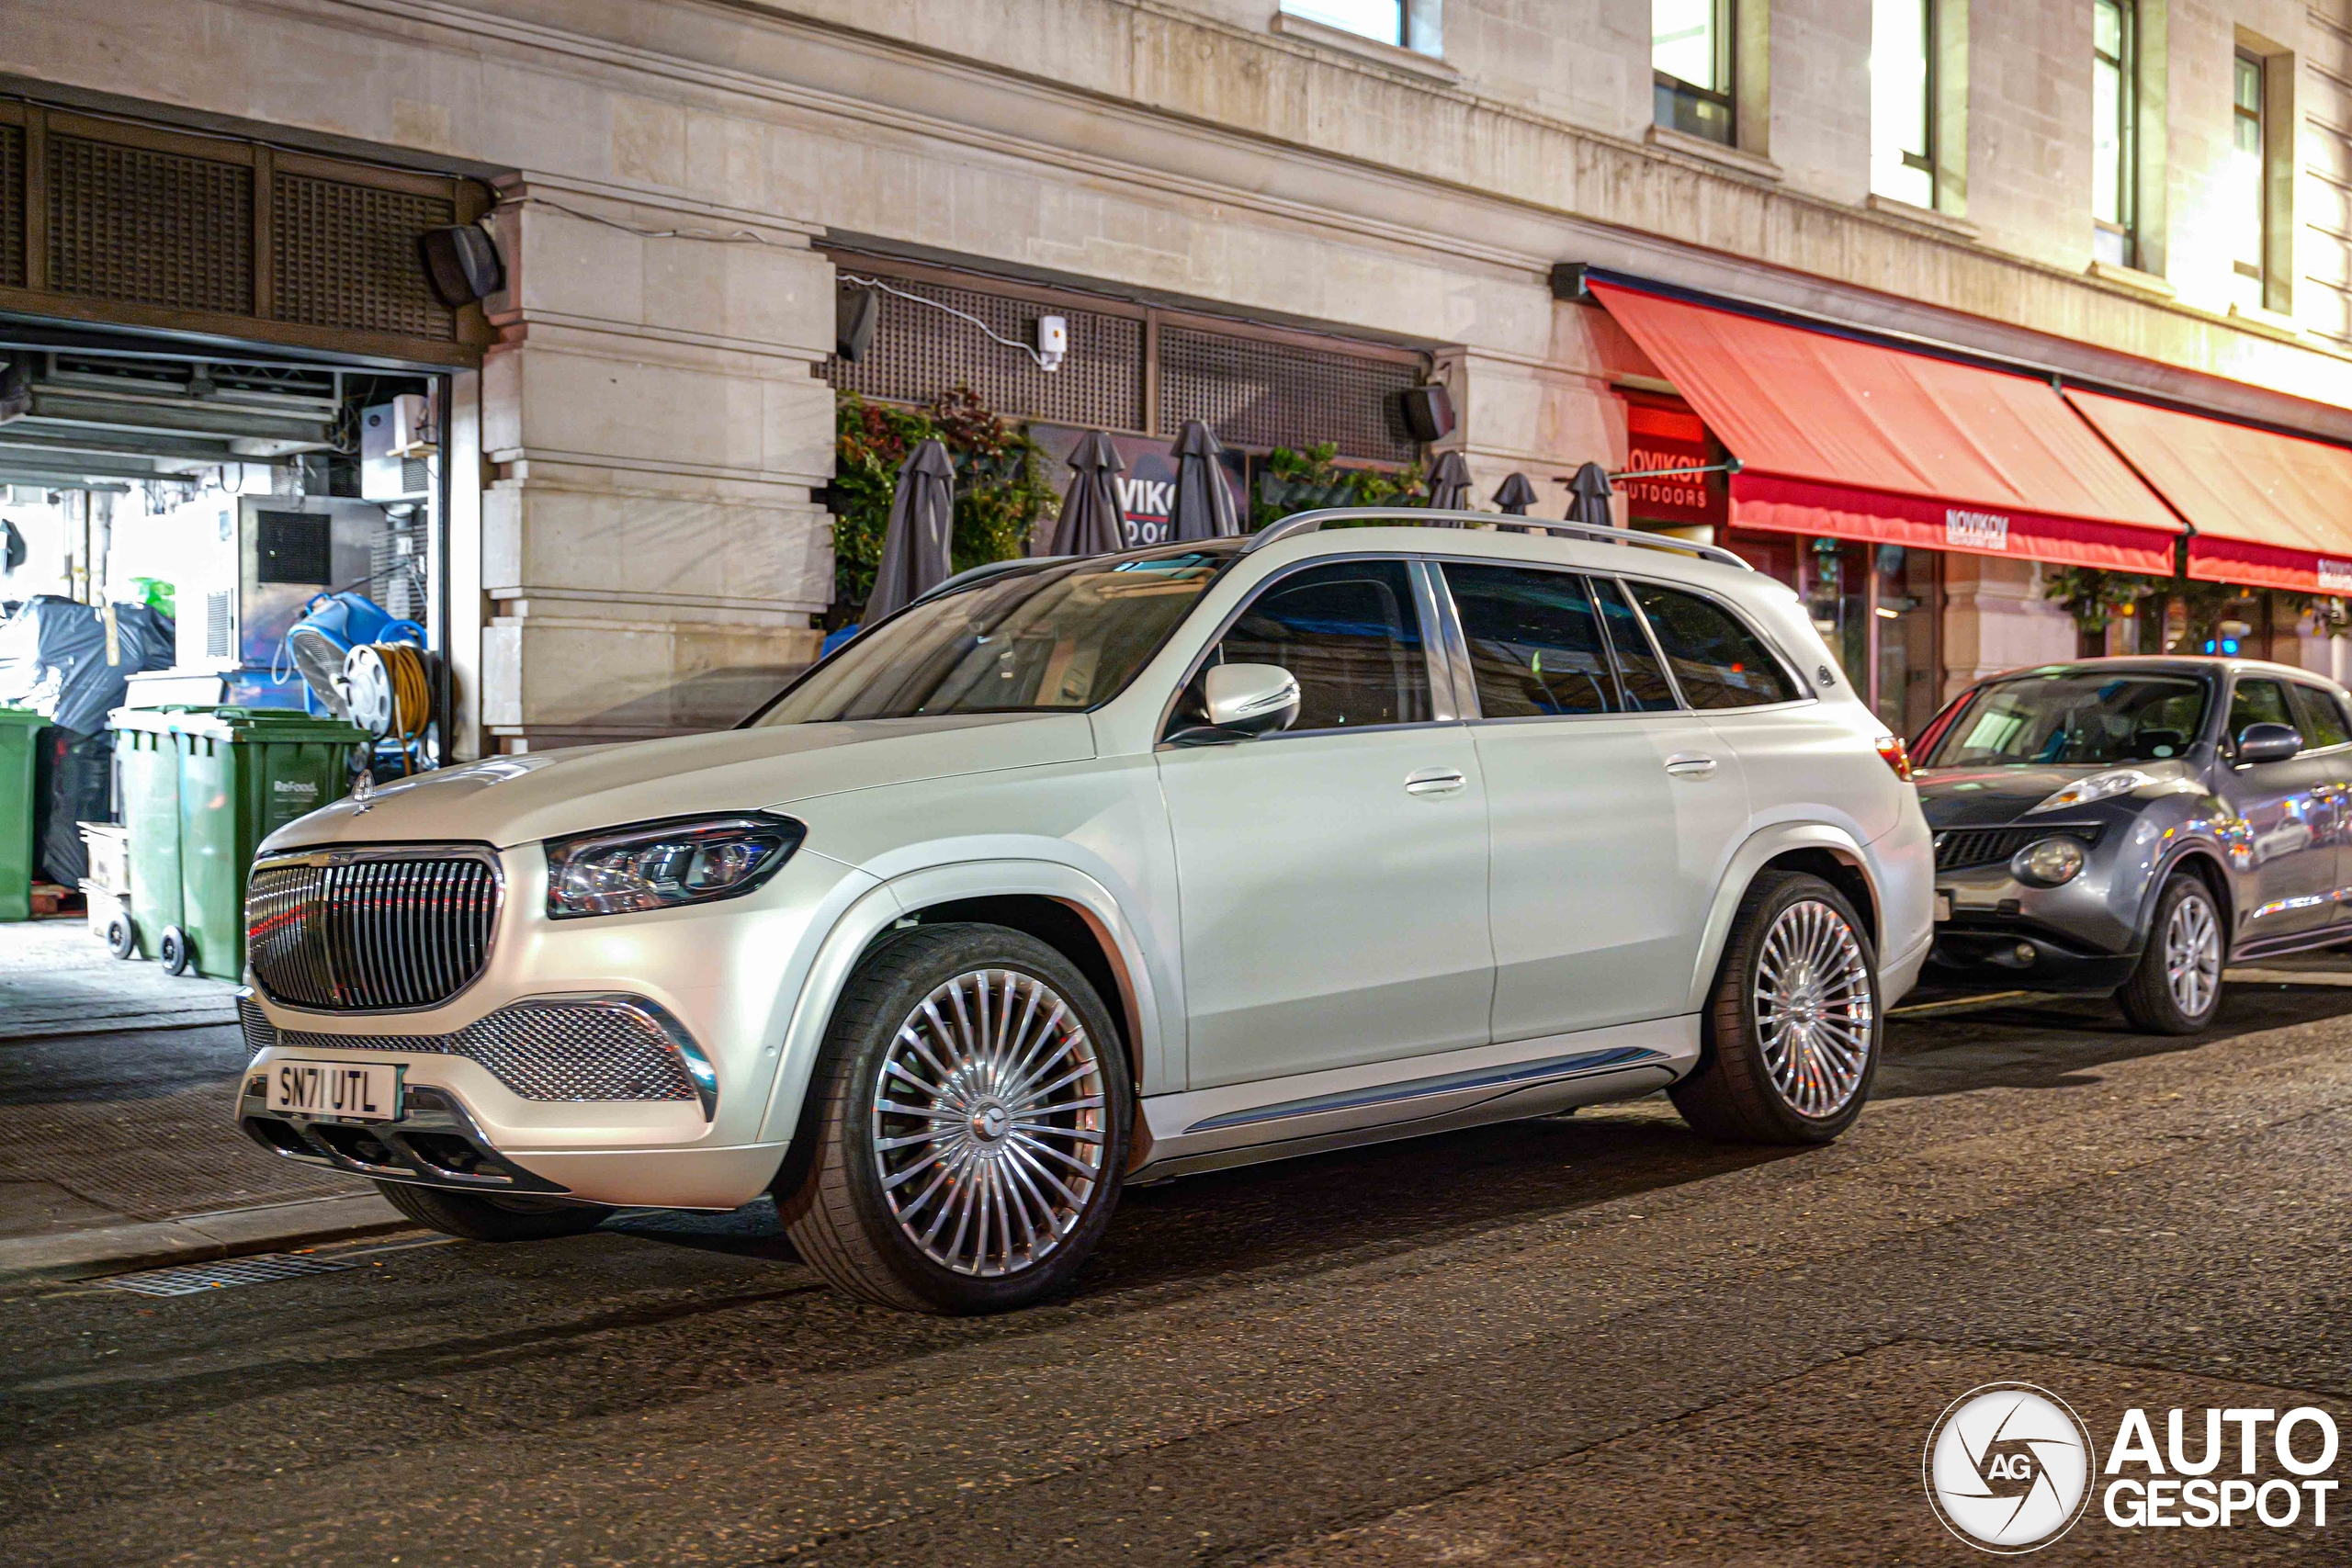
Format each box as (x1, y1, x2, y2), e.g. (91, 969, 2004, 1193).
(497, 479, 831, 613)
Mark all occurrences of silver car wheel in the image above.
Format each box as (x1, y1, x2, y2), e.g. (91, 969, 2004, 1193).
(869, 967, 1107, 1279)
(1752, 898, 1875, 1119)
(2164, 889, 2222, 1019)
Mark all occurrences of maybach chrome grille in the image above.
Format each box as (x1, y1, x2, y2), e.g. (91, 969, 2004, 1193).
(247, 850, 500, 1011)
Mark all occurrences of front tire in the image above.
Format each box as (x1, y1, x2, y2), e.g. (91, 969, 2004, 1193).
(372, 1180, 612, 1241)
(778, 923, 1131, 1314)
(1671, 870, 1881, 1145)
(2116, 873, 2224, 1035)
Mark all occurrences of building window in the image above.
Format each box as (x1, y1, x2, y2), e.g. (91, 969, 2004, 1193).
(2092, 0, 2136, 265)
(1871, 0, 1936, 207)
(1280, 0, 1403, 46)
(1654, 0, 1735, 146)
(2233, 50, 2267, 307)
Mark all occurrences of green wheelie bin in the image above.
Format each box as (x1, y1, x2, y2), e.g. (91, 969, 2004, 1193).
(110, 707, 188, 960)
(0, 705, 47, 922)
(171, 707, 368, 981)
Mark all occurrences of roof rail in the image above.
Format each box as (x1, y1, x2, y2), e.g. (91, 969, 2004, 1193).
(1241, 508, 1754, 570)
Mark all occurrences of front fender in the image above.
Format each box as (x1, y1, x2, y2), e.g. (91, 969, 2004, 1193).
(753, 853, 1176, 1146)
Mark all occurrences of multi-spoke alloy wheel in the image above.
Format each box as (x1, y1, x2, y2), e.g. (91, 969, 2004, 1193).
(2118, 874, 2225, 1035)
(1751, 898, 1875, 1119)
(781, 923, 1131, 1314)
(2163, 892, 2221, 1018)
(871, 968, 1107, 1278)
(1671, 870, 1881, 1145)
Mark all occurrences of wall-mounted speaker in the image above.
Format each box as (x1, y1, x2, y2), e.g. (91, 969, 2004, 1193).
(1396, 383, 1456, 444)
(837, 286, 879, 363)
(416, 225, 505, 308)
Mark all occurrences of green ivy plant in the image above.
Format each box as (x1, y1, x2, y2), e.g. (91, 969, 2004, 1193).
(2041, 565, 2163, 634)
(1250, 442, 1424, 532)
(830, 389, 1059, 624)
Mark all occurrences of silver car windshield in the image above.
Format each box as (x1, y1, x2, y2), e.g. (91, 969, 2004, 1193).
(752, 549, 1235, 724)
(1923, 671, 2211, 767)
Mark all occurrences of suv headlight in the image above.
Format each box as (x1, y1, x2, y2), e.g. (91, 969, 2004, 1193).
(545, 814, 805, 919)
(2027, 768, 2154, 814)
(2011, 836, 2087, 886)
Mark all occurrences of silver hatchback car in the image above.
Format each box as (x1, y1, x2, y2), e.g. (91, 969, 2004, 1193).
(236, 511, 1934, 1313)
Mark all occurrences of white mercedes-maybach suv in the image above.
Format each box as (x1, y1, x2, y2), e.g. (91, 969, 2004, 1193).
(236, 510, 1934, 1313)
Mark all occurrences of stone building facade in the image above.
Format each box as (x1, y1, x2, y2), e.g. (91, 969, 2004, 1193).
(11, 0, 2352, 751)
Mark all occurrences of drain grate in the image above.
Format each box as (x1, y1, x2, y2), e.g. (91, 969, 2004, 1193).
(101, 1251, 361, 1297)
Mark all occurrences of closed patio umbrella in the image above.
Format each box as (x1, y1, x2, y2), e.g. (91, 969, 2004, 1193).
(1050, 430, 1127, 557)
(1425, 451, 1474, 515)
(1493, 471, 1539, 534)
(1566, 461, 1614, 529)
(865, 437, 956, 621)
(1167, 421, 1241, 541)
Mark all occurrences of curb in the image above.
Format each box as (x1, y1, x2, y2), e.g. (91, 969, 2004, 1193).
(0, 1192, 413, 1287)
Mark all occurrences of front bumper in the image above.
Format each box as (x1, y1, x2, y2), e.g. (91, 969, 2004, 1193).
(1924, 918, 2140, 993)
(232, 840, 868, 1211)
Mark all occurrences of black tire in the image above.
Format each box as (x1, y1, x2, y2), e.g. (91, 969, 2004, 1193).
(158, 924, 193, 976)
(1671, 870, 1882, 1145)
(105, 911, 136, 961)
(777, 922, 1132, 1314)
(372, 1179, 612, 1241)
(2116, 873, 2225, 1035)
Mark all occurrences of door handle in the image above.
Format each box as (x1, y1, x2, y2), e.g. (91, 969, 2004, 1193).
(1404, 767, 1467, 797)
(1664, 753, 1718, 779)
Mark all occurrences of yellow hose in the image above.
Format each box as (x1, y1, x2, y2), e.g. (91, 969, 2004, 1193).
(365, 641, 435, 775)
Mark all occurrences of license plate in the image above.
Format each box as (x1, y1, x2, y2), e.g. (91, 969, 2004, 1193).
(267, 1060, 402, 1122)
(1935, 891, 1954, 922)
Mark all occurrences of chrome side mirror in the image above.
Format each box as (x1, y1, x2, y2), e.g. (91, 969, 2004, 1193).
(1202, 663, 1300, 738)
(2235, 722, 2303, 766)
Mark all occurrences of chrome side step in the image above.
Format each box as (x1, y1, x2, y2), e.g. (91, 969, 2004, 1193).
(1133, 1016, 1697, 1182)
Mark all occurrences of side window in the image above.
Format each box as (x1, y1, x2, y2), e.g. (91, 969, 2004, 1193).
(2229, 678, 2295, 743)
(1444, 564, 1614, 716)
(1589, 576, 1680, 712)
(1626, 583, 1800, 709)
(1209, 559, 1431, 732)
(2290, 684, 2352, 750)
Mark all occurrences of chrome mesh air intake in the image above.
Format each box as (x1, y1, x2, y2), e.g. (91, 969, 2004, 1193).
(247, 849, 501, 1011)
(239, 995, 707, 1109)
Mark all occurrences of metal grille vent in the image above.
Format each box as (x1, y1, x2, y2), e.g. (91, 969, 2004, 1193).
(272, 172, 456, 341)
(205, 591, 233, 660)
(1159, 325, 1420, 463)
(1933, 824, 2101, 873)
(244, 1000, 698, 1104)
(247, 854, 500, 1011)
(829, 275, 1144, 430)
(48, 135, 254, 313)
(0, 123, 23, 289)
(103, 1252, 363, 1297)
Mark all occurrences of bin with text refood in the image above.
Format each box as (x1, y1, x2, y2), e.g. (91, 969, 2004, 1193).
(173, 708, 366, 981)
(0, 705, 47, 921)
(109, 707, 187, 961)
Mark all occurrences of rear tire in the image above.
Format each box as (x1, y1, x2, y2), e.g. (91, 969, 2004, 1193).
(372, 1179, 612, 1241)
(105, 911, 136, 961)
(158, 924, 192, 976)
(2116, 873, 2224, 1035)
(1671, 870, 1881, 1145)
(778, 923, 1131, 1314)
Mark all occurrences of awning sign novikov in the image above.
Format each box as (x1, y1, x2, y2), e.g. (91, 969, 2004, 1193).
(2062, 389, 2352, 594)
(1588, 283, 2186, 573)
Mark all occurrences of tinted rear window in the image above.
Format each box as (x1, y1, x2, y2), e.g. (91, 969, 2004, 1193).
(1627, 583, 1799, 709)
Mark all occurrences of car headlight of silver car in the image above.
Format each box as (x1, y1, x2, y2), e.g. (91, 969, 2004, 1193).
(545, 814, 806, 919)
(2026, 768, 2154, 814)
(2011, 836, 2088, 887)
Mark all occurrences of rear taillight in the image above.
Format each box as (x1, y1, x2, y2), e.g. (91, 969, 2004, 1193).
(1874, 734, 1915, 783)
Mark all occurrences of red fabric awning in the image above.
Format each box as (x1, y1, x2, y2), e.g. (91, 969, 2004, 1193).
(2064, 389, 2352, 592)
(1589, 283, 2185, 572)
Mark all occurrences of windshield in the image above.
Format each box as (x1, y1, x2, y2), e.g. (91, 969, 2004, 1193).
(752, 548, 1235, 724)
(1921, 671, 2211, 768)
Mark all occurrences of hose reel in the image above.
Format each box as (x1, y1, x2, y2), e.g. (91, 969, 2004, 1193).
(343, 641, 435, 773)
